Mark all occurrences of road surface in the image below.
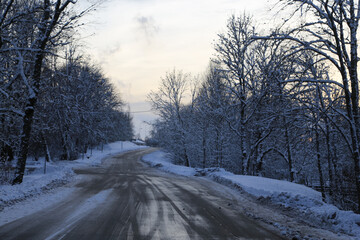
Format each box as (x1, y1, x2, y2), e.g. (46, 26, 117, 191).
(0, 148, 285, 240)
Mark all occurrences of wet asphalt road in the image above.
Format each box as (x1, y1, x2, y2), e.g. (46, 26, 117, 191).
(0, 148, 285, 240)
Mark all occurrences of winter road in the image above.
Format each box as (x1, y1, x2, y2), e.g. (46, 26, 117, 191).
(0, 148, 284, 240)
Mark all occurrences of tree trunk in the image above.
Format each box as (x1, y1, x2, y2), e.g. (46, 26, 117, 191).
(12, 97, 37, 184)
(316, 128, 326, 201)
(216, 128, 221, 168)
(12, 0, 56, 184)
(325, 123, 334, 197)
(42, 132, 51, 162)
(348, 4, 360, 212)
(240, 103, 246, 174)
(202, 127, 206, 169)
(284, 118, 294, 182)
(183, 148, 190, 167)
(12, 50, 43, 184)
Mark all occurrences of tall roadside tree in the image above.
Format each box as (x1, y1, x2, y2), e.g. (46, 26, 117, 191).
(2, 0, 93, 184)
(195, 64, 228, 169)
(214, 14, 258, 174)
(260, 0, 360, 212)
(214, 15, 296, 175)
(148, 70, 191, 167)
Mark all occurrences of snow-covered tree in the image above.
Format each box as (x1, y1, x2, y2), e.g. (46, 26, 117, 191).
(257, 0, 360, 213)
(0, 1, 134, 185)
(148, 70, 191, 167)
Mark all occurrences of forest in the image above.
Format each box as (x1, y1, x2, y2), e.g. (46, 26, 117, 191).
(148, 1, 360, 213)
(0, 0, 133, 185)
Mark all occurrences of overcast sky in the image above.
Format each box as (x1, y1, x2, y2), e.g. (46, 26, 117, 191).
(80, 0, 276, 139)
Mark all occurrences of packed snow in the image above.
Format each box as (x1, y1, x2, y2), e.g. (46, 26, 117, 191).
(142, 150, 360, 238)
(0, 141, 146, 226)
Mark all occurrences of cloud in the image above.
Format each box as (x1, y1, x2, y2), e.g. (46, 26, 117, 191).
(104, 41, 121, 55)
(135, 15, 159, 43)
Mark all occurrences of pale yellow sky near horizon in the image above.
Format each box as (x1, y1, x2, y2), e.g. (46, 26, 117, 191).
(79, 0, 277, 138)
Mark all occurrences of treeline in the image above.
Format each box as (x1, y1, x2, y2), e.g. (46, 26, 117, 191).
(32, 53, 133, 161)
(149, 3, 360, 214)
(0, 0, 133, 184)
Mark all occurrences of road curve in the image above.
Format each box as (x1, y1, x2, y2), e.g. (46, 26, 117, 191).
(0, 148, 285, 240)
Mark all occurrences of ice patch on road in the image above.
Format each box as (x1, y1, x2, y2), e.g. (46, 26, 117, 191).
(69, 189, 113, 218)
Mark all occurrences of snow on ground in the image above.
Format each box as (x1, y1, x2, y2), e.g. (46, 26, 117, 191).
(0, 186, 76, 226)
(142, 150, 360, 239)
(210, 169, 360, 238)
(142, 151, 197, 176)
(0, 141, 146, 226)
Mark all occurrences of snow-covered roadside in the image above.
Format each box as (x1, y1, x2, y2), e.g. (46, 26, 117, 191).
(142, 150, 360, 239)
(0, 141, 146, 224)
(142, 151, 197, 176)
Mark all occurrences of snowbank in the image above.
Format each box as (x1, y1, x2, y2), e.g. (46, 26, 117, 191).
(0, 141, 146, 209)
(142, 150, 360, 238)
(209, 170, 321, 199)
(209, 169, 360, 238)
(142, 151, 196, 176)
